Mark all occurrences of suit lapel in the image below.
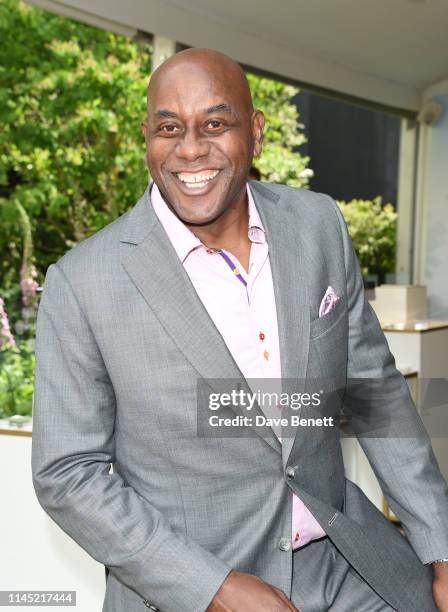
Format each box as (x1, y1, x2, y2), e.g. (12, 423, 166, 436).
(120, 183, 281, 453)
(250, 182, 311, 469)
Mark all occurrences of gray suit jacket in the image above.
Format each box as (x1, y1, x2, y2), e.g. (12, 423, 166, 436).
(32, 181, 448, 611)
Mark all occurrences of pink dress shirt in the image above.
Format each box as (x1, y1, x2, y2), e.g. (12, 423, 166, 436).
(151, 181, 325, 549)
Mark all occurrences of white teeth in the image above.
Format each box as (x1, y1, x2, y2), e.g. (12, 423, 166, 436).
(184, 180, 208, 189)
(176, 170, 219, 184)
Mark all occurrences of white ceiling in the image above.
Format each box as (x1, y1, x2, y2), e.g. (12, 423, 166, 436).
(28, 0, 448, 112)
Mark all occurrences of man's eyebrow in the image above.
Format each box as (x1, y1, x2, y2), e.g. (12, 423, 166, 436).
(154, 109, 178, 119)
(206, 103, 234, 114)
(152, 103, 236, 119)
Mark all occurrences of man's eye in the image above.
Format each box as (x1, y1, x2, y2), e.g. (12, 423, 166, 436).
(207, 120, 223, 129)
(159, 124, 179, 133)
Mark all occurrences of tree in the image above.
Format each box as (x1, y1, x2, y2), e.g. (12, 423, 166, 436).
(0, 0, 152, 290)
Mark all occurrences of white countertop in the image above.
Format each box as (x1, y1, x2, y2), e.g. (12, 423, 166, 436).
(0, 416, 33, 436)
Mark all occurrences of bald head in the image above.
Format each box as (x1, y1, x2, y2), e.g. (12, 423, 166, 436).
(148, 48, 253, 115)
(140, 47, 264, 227)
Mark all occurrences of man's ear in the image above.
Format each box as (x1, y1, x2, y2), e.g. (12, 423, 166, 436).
(252, 110, 265, 157)
(140, 119, 148, 139)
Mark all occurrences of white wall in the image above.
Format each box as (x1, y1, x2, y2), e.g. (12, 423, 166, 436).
(425, 94, 448, 318)
(0, 433, 104, 612)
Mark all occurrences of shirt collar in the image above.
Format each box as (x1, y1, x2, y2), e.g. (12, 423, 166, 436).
(150, 181, 266, 264)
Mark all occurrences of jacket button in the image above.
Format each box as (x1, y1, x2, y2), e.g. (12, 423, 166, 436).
(278, 537, 291, 552)
(285, 466, 295, 480)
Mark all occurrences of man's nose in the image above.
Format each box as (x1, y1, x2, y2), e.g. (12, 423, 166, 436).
(175, 128, 210, 161)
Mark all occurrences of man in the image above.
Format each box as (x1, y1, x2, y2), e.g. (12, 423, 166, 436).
(31, 48, 448, 611)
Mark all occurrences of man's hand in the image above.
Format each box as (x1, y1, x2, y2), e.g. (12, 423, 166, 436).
(433, 562, 448, 611)
(206, 570, 299, 611)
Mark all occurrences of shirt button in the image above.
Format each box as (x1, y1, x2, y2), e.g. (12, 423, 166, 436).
(278, 537, 291, 552)
(286, 466, 295, 480)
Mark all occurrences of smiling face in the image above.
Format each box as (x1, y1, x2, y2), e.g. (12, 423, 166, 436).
(141, 49, 264, 226)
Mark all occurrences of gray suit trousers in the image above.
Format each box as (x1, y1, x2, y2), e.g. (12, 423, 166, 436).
(290, 536, 421, 611)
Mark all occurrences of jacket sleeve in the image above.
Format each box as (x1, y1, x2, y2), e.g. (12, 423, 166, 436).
(328, 196, 448, 564)
(31, 262, 231, 612)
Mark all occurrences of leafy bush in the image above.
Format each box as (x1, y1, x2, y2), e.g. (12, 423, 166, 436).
(0, 0, 152, 297)
(247, 73, 311, 186)
(0, 293, 35, 418)
(337, 197, 397, 281)
(0, 341, 35, 419)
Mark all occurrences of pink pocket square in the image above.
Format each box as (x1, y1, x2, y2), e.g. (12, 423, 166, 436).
(319, 286, 340, 318)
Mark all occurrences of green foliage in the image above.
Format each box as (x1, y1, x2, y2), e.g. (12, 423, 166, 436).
(0, 0, 151, 297)
(337, 197, 397, 280)
(247, 73, 311, 187)
(0, 340, 35, 418)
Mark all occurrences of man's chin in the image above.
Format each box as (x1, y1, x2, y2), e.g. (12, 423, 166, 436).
(162, 183, 226, 225)
(170, 205, 224, 227)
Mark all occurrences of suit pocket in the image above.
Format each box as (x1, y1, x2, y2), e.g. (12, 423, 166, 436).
(310, 295, 346, 339)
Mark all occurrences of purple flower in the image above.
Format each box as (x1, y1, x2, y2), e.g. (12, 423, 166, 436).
(0, 297, 16, 348)
(20, 263, 40, 308)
